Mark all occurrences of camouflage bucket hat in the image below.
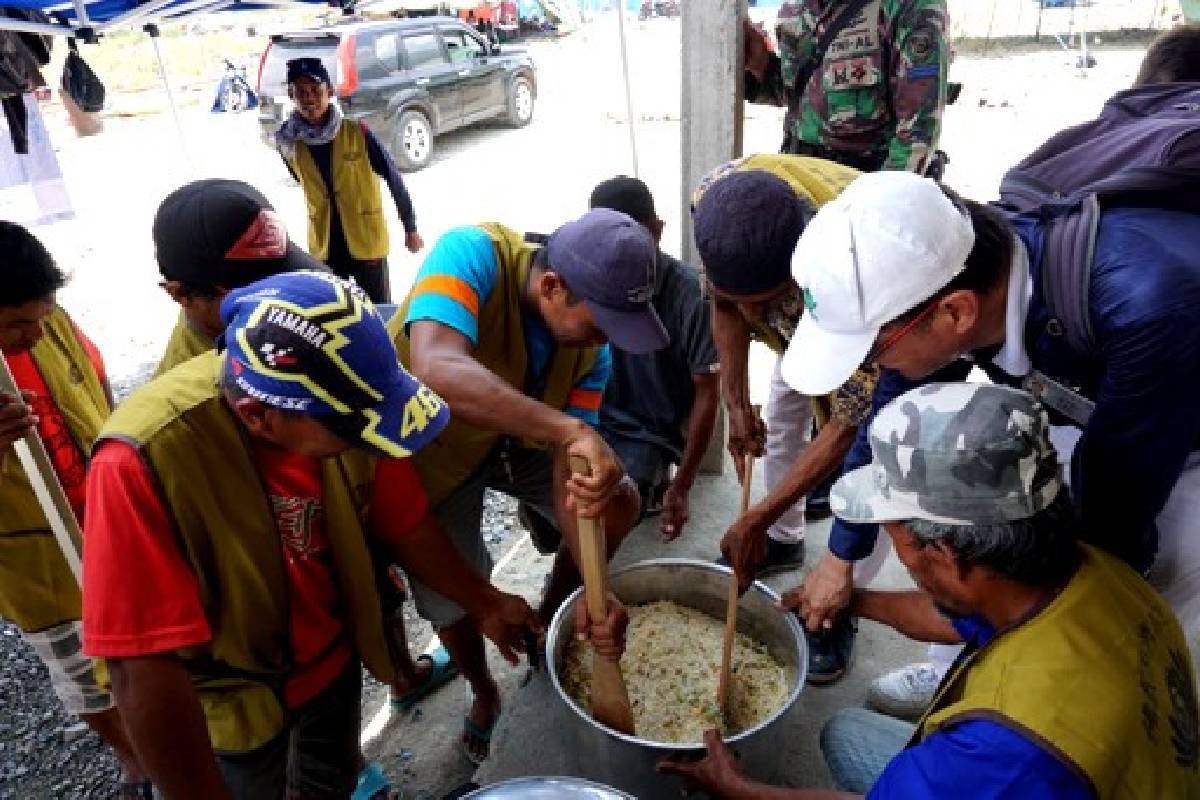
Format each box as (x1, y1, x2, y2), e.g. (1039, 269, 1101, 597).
(831, 383, 1063, 525)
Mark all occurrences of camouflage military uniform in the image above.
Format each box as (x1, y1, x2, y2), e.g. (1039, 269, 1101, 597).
(747, 0, 949, 173)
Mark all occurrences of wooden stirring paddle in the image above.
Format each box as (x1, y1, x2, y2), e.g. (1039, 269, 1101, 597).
(718, 450, 756, 721)
(570, 454, 635, 734)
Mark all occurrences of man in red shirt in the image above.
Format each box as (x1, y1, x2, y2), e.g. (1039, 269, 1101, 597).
(0, 221, 150, 797)
(83, 271, 541, 799)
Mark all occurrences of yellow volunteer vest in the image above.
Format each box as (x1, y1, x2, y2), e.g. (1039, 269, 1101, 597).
(914, 545, 1200, 799)
(733, 154, 861, 212)
(0, 307, 108, 632)
(289, 121, 388, 262)
(389, 223, 600, 507)
(98, 351, 395, 753)
(154, 310, 213, 376)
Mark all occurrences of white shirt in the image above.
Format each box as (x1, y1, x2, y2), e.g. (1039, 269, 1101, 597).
(990, 234, 1034, 379)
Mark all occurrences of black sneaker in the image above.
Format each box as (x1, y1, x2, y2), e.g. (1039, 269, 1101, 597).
(716, 538, 805, 577)
(806, 613, 857, 685)
(805, 471, 836, 521)
(759, 537, 806, 576)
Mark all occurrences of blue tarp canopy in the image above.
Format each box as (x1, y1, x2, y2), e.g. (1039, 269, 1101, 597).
(0, 0, 332, 36)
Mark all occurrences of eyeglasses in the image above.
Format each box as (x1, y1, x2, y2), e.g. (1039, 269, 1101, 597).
(866, 299, 940, 363)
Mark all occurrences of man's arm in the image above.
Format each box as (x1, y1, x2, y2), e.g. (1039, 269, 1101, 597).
(674, 372, 720, 492)
(743, 19, 786, 108)
(707, 786, 857, 800)
(109, 657, 231, 800)
(378, 510, 538, 662)
(883, 1, 949, 172)
(709, 296, 763, 482)
(408, 320, 587, 447)
(406, 320, 621, 510)
(741, 418, 855, 542)
(722, 417, 857, 594)
(661, 371, 720, 539)
(362, 123, 418, 235)
(659, 730, 859, 799)
(849, 589, 961, 643)
(0, 390, 36, 477)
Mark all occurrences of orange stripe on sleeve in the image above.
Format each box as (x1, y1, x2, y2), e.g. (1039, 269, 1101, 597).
(410, 275, 480, 317)
(566, 388, 603, 412)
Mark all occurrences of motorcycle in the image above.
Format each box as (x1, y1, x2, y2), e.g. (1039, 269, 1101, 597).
(211, 58, 258, 113)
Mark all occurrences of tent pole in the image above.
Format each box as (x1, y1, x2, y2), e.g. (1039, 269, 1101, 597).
(71, 0, 92, 28)
(614, 0, 638, 177)
(145, 22, 193, 171)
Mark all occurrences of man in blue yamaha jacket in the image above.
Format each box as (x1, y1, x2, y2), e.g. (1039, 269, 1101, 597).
(778, 171, 1200, 717)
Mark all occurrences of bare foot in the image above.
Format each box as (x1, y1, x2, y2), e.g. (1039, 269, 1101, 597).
(390, 654, 434, 702)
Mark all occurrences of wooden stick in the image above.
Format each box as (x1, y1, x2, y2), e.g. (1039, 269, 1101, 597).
(0, 353, 83, 585)
(718, 452, 755, 715)
(570, 454, 635, 735)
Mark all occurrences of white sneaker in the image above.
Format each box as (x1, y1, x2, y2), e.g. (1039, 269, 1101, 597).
(866, 663, 941, 721)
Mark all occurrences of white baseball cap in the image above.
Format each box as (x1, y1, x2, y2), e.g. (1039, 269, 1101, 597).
(780, 172, 976, 396)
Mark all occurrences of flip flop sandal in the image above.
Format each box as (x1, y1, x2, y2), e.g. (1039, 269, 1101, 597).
(462, 715, 498, 766)
(390, 645, 458, 712)
(461, 682, 500, 765)
(353, 761, 400, 800)
(117, 782, 154, 799)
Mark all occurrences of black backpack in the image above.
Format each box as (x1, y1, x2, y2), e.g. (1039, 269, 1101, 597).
(61, 38, 105, 113)
(997, 83, 1200, 357)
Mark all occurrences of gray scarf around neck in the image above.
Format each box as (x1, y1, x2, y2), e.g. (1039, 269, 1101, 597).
(274, 103, 343, 159)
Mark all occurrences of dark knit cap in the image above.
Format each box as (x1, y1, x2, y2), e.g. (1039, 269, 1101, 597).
(692, 169, 812, 296)
(590, 176, 657, 227)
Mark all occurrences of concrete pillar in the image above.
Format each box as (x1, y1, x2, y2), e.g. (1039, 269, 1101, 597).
(681, 0, 745, 475)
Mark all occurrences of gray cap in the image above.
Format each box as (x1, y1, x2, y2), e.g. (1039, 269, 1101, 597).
(832, 383, 1063, 525)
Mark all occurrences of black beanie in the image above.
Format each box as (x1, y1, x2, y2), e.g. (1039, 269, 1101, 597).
(692, 169, 811, 296)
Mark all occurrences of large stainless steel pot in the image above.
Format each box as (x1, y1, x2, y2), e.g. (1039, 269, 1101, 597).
(547, 558, 806, 798)
(466, 777, 634, 798)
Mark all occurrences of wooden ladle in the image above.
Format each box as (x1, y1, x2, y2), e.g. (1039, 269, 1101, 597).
(570, 454, 635, 734)
(718, 451, 755, 721)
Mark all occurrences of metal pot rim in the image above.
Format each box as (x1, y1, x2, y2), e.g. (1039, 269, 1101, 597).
(466, 776, 634, 798)
(546, 557, 807, 751)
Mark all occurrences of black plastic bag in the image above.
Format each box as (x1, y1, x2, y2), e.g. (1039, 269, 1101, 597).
(0, 30, 39, 97)
(61, 39, 104, 113)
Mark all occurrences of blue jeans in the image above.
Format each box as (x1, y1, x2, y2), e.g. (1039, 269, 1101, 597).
(820, 708, 915, 793)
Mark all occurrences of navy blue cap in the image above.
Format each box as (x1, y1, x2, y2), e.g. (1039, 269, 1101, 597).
(545, 208, 668, 354)
(692, 169, 812, 296)
(286, 57, 331, 86)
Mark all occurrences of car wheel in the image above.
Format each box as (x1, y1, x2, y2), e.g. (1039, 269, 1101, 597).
(394, 110, 434, 171)
(507, 76, 534, 127)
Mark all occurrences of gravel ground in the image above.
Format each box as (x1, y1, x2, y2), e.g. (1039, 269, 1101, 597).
(0, 625, 121, 799)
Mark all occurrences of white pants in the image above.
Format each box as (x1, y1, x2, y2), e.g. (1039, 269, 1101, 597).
(764, 358, 813, 544)
(1145, 451, 1200, 669)
(764, 357, 896, 582)
(927, 428, 1200, 679)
